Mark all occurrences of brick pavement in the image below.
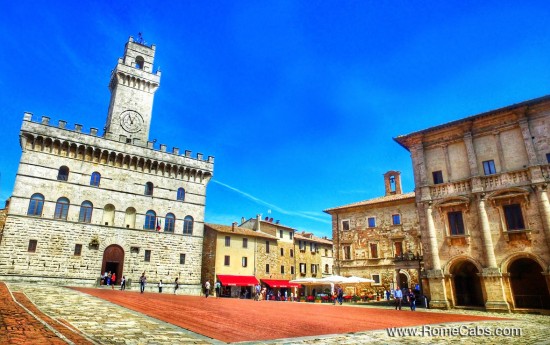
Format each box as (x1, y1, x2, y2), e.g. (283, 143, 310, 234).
(1, 282, 550, 344)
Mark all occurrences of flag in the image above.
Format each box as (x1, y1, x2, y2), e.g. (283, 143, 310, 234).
(156, 218, 161, 231)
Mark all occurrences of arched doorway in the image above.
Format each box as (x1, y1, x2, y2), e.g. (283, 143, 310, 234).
(509, 258, 550, 309)
(451, 261, 484, 307)
(398, 272, 409, 289)
(101, 245, 124, 285)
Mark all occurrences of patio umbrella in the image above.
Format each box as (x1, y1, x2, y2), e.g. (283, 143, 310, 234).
(341, 276, 375, 284)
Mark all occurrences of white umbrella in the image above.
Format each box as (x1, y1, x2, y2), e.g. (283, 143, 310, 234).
(289, 277, 321, 285)
(341, 276, 375, 284)
(318, 275, 347, 284)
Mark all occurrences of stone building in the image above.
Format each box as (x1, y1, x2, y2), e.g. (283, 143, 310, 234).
(294, 231, 334, 279)
(394, 95, 550, 311)
(324, 171, 421, 293)
(0, 37, 214, 295)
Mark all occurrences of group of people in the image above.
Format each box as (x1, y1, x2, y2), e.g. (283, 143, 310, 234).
(101, 271, 126, 290)
(393, 286, 417, 311)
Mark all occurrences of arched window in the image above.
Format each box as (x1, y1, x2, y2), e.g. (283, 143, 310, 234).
(176, 187, 185, 201)
(79, 201, 93, 223)
(125, 207, 136, 228)
(183, 215, 194, 235)
(145, 182, 154, 196)
(144, 210, 156, 230)
(102, 204, 115, 226)
(57, 166, 69, 181)
(90, 172, 101, 187)
(27, 193, 44, 216)
(135, 56, 144, 69)
(165, 213, 175, 233)
(54, 197, 70, 219)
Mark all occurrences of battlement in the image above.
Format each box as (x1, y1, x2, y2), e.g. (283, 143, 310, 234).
(22, 112, 214, 164)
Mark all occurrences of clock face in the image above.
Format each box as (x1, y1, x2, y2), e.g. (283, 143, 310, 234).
(120, 110, 144, 133)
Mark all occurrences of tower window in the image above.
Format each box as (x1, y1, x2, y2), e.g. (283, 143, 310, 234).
(57, 166, 69, 181)
(135, 56, 145, 69)
(144, 250, 151, 262)
(74, 244, 82, 256)
(183, 215, 194, 235)
(180, 253, 186, 265)
(90, 172, 101, 187)
(164, 213, 175, 232)
(78, 201, 93, 223)
(144, 182, 154, 196)
(28, 240, 38, 253)
(176, 187, 185, 201)
(144, 210, 156, 230)
(27, 193, 44, 216)
(54, 197, 70, 220)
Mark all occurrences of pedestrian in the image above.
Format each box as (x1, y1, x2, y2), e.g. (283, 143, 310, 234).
(386, 289, 390, 301)
(140, 272, 147, 293)
(111, 272, 116, 290)
(204, 280, 210, 298)
(120, 276, 126, 290)
(174, 278, 179, 294)
(394, 286, 403, 310)
(158, 280, 163, 293)
(337, 286, 344, 305)
(409, 290, 416, 311)
(215, 281, 221, 297)
(255, 284, 261, 301)
(107, 271, 112, 286)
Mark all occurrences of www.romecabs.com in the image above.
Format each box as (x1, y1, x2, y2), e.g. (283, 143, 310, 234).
(387, 325, 523, 337)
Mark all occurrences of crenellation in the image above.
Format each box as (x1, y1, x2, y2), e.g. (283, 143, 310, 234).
(40, 115, 48, 124)
(160, 144, 166, 152)
(74, 124, 82, 132)
(58, 120, 66, 129)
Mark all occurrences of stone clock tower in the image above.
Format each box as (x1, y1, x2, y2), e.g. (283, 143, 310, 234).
(104, 36, 161, 144)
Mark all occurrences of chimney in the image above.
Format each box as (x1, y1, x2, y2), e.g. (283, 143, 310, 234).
(241, 217, 245, 224)
(255, 214, 261, 231)
(232, 222, 237, 232)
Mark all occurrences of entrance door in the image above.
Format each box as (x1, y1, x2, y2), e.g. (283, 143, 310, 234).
(398, 273, 408, 289)
(509, 258, 550, 309)
(451, 261, 484, 307)
(101, 245, 124, 285)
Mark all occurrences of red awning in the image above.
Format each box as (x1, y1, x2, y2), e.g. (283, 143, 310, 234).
(261, 279, 301, 288)
(217, 275, 259, 287)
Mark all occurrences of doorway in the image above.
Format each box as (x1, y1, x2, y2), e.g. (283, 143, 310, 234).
(451, 261, 484, 307)
(398, 273, 408, 289)
(101, 244, 124, 285)
(509, 258, 550, 309)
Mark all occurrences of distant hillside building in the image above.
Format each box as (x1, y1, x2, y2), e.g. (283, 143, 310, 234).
(394, 95, 550, 311)
(0, 37, 214, 294)
(324, 171, 421, 293)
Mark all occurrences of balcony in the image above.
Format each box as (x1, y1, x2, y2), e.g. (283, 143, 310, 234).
(430, 179, 471, 198)
(481, 169, 530, 191)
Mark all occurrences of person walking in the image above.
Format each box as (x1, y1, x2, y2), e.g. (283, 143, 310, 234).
(215, 281, 221, 298)
(394, 287, 403, 310)
(174, 278, 179, 295)
(111, 272, 116, 290)
(204, 280, 211, 298)
(158, 280, 163, 293)
(337, 286, 344, 305)
(120, 276, 126, 290)
(408, 290, 416, 311)
(386, 289, 390, 301)
(140, 272, 147, 293)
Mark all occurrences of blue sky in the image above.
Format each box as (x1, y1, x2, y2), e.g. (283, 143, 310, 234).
(1, 1, 550, 238)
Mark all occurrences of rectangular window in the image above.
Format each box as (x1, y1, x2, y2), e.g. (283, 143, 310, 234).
(280, 265, 285, 274)
(299, 263, 306, 274)
(368, 217, 376, 228)
(224, 255, 230, 266)
(342, 220, 350, 231)
(242, 238, 248, 248)
(394, 242, 403, 257)
(372, 274, 381, 285)
(432, 170, 444, 184)
(504, 204, 525, 231)
(266, 264, 270, 273)
(74, 244, 82, 256)
(266, 241, 270, 253)
(310, 242, 314, 252)
(279, 229, 283, 238)
(289, 231, 293, 240)
(28, 240, 37, 253)
(547, 153, 550, 163)
(291, 266, 295, 275)
(311, 264, 317, 274)
(299, 240, 305, 251)
(225, 236, 231, 247)
(280, 248, 284, 256)
(144, 250, 151, 262)
(370, 243, 378, 259)
(343, 245, 351, 260)
(483, 160, 496, 175)
(392, 214, 401, 225)
(448, 211, 465, 235)
(242, 257, 247, 267)
(180, 253, 186, 265)
(290, 249, 294, 257)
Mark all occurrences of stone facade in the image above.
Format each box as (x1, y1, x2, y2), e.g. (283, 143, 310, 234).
(324, 171, 421, 294)
(394, 95, 550, 311)
(0, 37, 214, 295)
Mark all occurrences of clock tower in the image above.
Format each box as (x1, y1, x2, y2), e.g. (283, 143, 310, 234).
(104, 36, 161, 144)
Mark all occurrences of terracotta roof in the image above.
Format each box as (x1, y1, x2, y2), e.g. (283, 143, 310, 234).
(323, 192, 416, 213)
(205, 223, 278, 240)
(294, 233, 333, 245)
(393, 94, 550, 150)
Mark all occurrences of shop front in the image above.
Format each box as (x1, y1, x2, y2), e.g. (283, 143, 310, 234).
(217, 275, 259, 299)
(261, 279, 301, 301)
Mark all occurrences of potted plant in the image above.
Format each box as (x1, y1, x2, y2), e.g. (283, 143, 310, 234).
(352, 295, 361, 303)
(315, 296, 322, 303)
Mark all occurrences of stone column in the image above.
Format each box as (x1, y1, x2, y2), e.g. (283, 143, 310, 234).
(425, 203, 441, 270)
(535, 184, 550, 250)
(477, 195, 497, 268)
(423, 202, 449, 309)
